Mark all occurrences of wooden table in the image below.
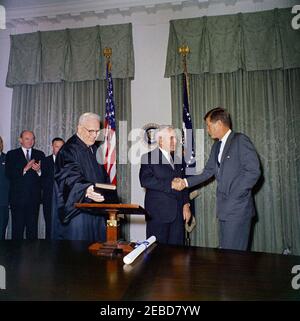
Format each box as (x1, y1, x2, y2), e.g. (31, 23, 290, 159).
(0, 240, 299, 301)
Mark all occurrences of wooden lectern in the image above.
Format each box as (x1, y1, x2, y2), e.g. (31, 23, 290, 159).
(75, 203, 148, 256)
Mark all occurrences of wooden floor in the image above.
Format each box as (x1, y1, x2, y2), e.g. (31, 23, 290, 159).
(0, 240, 299, 301)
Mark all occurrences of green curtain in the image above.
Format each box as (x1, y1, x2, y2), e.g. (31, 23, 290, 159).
(6, 23, 134, 86)
(171, 68, 300, 255)
(165, 8, 300, 76)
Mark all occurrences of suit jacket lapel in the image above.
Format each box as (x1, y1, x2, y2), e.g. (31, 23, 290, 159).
(18, 147, 28, 163)
(158, 149, 174, 170)
(31, 149, 36, 161)
(174, 155, 183, 173)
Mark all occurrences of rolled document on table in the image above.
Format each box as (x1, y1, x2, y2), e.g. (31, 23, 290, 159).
(123, 236, 156, 265)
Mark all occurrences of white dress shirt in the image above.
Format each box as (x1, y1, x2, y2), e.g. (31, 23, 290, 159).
(159, 147, 174, 168)
(218, 129, 232, 164)
(21, 146, 32, 160)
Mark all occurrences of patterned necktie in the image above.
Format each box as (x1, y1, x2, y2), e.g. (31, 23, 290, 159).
(169, 151, 175, 169)
(26, 149, 30, 162)
(215, 141, 221, 167)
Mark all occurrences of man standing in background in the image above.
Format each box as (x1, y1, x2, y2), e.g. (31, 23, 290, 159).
(5, 130, 45, 240)
(0, 136, 9, 240)
(41, 137, 64, 240)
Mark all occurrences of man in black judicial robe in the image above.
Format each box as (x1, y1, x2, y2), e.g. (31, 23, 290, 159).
(52, 112, 114, 242)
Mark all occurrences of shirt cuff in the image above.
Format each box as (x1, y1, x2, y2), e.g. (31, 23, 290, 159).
(184, 178, 189, 187)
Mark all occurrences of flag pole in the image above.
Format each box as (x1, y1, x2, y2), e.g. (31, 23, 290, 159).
(179, 45, 190, 102)
(179, 45, 194, 246)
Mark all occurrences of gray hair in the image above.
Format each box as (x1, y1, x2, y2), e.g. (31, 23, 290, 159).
(78, 112, 100, 125)
(155, 125, 174, 142)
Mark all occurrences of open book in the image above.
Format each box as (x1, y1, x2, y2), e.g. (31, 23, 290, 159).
(93, 183, 119, 203)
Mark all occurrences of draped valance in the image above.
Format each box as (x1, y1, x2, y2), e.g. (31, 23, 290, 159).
(165, 8, 300, 76)
(6, 23, 134, 87)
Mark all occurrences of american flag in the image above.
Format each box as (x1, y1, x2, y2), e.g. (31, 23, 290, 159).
(182, 72, 196, 175)
(103, 63, 117, 185)
(182, 71, 197, 246)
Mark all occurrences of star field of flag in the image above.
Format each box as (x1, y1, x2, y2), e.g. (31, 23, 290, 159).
(105, 67, 116, 130)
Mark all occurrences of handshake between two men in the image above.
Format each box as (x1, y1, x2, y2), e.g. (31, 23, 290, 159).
(171, 177, 187, 191)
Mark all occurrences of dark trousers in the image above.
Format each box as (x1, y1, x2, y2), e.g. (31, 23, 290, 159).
(146, 213, 184, 246)
(219, 217, 252, 251)
(0, 206, 9, 240)
(43, 203, 52, 240)
(11, 203, 40, 240)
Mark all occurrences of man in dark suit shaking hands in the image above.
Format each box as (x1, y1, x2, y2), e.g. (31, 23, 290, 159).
(5, 130, 45, 240)
(172, 107, 261, 251)
(41, 137, 64, 239)
(139, 125, 191, 245)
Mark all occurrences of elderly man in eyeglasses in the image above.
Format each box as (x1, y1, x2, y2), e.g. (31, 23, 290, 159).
(52, 112, 116, 241)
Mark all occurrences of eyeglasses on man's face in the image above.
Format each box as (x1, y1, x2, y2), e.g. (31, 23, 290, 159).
(82, 126, 100, 135)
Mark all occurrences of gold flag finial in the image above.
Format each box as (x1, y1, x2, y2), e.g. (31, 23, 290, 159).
(179, 44, 190, 101)
(104, 47, 112, 71)
(178, 45, 190, 74)
(178, 45, 190, 57)
(103, 47, 112, 59)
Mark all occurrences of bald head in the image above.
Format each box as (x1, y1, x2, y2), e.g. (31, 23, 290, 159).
(19, 130, 35, 149)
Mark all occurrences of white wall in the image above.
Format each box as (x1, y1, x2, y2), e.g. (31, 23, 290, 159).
(0, 29, 12, 153)
(0, 0, 294, 241)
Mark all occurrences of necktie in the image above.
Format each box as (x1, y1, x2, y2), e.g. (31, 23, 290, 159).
(169, 151, 175, 169)
(215, 141, 221, 167)
(26, 149, 30, 162)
